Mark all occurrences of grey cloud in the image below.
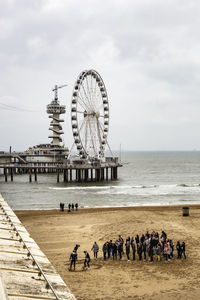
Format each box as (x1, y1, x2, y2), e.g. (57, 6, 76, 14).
(1, 0, 200, 151)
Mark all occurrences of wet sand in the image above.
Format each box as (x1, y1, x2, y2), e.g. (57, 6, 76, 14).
(16, 205, 200, 300)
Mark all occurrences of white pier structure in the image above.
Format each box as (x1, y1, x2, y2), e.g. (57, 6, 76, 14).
(47, 85, 67, 147)
(0, 194, 76, 300)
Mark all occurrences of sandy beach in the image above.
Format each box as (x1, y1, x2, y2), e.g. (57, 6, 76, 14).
(16, 205, 200, 300)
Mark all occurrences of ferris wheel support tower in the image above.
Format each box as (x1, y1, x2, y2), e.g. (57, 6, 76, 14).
(46, 84, 67, 147)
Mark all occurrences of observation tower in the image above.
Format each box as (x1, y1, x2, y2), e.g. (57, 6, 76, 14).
(46, 85, 67, 148)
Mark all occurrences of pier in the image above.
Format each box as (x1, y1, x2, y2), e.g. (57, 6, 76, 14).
(0, 161, 120, 183)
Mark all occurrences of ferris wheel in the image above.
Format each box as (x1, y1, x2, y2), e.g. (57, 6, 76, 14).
(71, 69, 110, 160)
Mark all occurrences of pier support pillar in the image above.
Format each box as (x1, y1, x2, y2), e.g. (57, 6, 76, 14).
(4, 168, 7, 182)
(111, 167, 113, 180)
(64, 169, 68, 182)
(77, 169, 81, 182)
(90, 169, 93, 181)
(106, 167, 108, 181)
(95, 169, 100, 181)
(114, 167, 118, 179)
(57, 173, 60, 183)
(84, 169, 88, 182)
(34, 169, 37, 182)
(80, 169, 83, 182)
(10, 168, 13, 182)
(63, 170, 66, 182)
(29, 169, 32, 182)
(70, 169, 72, 181)
(100, 168, 104, 181)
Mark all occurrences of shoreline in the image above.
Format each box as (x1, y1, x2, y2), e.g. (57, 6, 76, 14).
(15, 203, 200, 215)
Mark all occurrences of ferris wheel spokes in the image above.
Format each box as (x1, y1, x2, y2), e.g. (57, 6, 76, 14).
(82, 79, 94, 111)
(78, 89, 91, 111)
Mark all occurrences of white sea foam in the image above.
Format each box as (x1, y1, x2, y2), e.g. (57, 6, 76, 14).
(48, 184, 159, 191)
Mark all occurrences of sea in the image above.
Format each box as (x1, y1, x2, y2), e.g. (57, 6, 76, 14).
(0, 151, 200, 210)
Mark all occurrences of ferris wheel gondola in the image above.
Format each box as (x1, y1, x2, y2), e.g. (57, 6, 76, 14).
(71, 70, 109, 160)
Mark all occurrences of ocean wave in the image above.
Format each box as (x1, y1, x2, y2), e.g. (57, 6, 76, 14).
(48, 183, 200, 193)
(49, 186, 111, 190)
(48, 184, 158, 191)
(178, 183, 200, 187)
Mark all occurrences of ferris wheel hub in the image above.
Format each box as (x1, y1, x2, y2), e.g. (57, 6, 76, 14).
(95, 111, 100, 118)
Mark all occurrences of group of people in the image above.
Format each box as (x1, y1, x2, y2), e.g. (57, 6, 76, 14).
(69, 231, 186, 271)
(59, 202, 78, 212)
(101, 231, 186, 262)
(69, 244, 91, 271)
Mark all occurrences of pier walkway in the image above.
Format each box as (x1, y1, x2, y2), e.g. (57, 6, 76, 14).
(0, 194, 76, 300)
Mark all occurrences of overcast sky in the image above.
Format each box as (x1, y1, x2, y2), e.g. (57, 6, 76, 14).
(1, 0, 200, 152)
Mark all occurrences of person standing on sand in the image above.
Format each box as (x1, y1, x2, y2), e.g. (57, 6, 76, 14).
(83, 251, 90, 270)
(68, 203, 71, 211)
(60, 202, 65, 211)
(148, 238, 154, 263)
(118, 241, 123, 260)
(181, 241, 186, 259)
(75, 203, 78, 211)
(119, 235, 124, 253)
(107, 240, 112, 259)
(69, 250, 77, 271)
(131, 238, 136, 260)
(109, 240, 113, 259)
(176, 241, 182, 259)
(135, 234, 139, 249)
(125, 240, 130, 261)
(164, 241, 169, 262)
(137, 242, 143, 261)
(72, 203, 74, 211)
(113, 241, 117, 260)
(102, 242, 107, 260)
(143, 240, 147, 260)
(91, 241, 99, 259)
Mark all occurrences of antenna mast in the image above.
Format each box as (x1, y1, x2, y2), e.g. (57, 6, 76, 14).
(52, 84, 68, 102)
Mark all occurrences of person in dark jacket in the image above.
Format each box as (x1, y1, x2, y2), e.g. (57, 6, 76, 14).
(149, 238, 154, 262)
(125, 240, 130, 261)
(176, 241, 182, 259)
(118, 241, 123, 260)
(107, 240, 112, 259)
(113, 241, 117, 260)
(71, 203, 74, 211)
(83, 251, 90, 270)
(137, 242, 143, 261)
(140, 234, 145, 244)
(160, 230, 167, 242)
(60, 202, 64, 211)
(131, 238, 136, 261)
(135, 234, 140, 249)
(69, 250, 77, 271)
(143, 240, 147, 260)
(75, 203, 78, 211)
(119, 235, 124, 254)
(181, 241, 186, 259)
(102, 242, 107, 260)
